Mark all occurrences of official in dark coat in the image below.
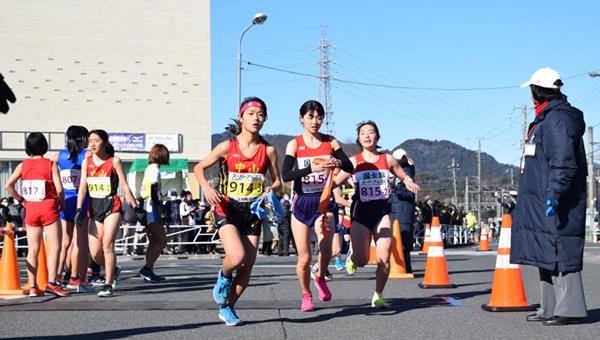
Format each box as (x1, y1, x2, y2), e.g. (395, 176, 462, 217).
(389, 148, 416, 273)
(511, 67, 587, 326)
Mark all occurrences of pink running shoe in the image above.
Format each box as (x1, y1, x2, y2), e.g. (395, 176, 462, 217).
(301, 292, 314, 312)
(314, 276, 332, 302)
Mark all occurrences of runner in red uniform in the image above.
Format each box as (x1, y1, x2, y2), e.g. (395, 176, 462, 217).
(75, 129, 137, 298)
(194, 97, 282, 326)
(281, 100, 354, 312)
(4, 132, 69, 297)
(334, 121, 420, 308)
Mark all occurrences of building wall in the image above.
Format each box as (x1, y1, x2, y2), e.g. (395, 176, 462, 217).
(0, 0, 211, 197)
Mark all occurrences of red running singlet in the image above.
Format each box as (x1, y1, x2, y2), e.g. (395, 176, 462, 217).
(217, 137, 269, 216)
(21, 158, 59, 227)
(293, 134, 334, 195)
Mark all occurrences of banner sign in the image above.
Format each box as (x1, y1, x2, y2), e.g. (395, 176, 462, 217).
(145, 134, 180, 152)
(106, 133, 181, 153)
(109, 133, 146, 152)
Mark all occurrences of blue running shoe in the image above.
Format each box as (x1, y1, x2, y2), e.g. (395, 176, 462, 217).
(335, 256, 345, 271)
(219, 305, 241, 326)
(213, 270, 233, 305)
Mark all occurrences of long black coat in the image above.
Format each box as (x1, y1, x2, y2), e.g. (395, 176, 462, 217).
(390, 162, 416, 230)
(510, 97, 587, 273)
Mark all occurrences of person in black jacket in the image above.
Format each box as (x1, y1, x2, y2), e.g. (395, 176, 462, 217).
(511, 67, 587, 326)
(389, 148, 416, 273)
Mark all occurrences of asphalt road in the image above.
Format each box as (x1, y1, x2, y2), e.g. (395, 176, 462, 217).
(2, 242, 600, 339)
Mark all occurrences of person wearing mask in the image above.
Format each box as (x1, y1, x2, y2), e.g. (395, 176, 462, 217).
(389, 148, 417, 273)
(511, 68, 587, 326)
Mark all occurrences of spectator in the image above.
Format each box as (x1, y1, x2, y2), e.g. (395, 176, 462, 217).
(511, 68, 587, 325)
(278, 198, 292, 256)
(389, 148, 416, 273)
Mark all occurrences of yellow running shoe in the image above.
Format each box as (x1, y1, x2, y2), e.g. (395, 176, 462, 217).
(345, 256, 357, 275)
(371, 292, 385, 308)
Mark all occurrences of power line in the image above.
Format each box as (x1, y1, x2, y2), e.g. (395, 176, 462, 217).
(247, 61, 589, 92)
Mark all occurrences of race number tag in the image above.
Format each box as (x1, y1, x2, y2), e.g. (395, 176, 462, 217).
(60, 169, 81, 191)
(21, 180, 46, 202)
(87, 177, 111, 198)
(356, 170, 390, 202)
(524, 143, 536, 157)
(227, 173, 265, 202)
(298, 156, 332, 194)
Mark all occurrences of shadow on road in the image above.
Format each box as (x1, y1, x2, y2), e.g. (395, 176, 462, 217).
(8, 322, 222, 340)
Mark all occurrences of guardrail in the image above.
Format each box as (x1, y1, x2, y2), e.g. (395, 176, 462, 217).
(0, 224, 220, 251)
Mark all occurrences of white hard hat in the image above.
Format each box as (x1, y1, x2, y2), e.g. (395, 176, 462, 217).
(520, 67, 561, 89)
(392, 148, 407, 160)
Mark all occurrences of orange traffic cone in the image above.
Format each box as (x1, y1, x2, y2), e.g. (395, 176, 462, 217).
(482, 214, 535, 312)
(368, 238, 378, 265)
(389, 220, 414, 279)
(478, 223, 491, 251)
(419, 223, 432, 255)
(0, 224, 27, 296)
(418, 220, 456, 289)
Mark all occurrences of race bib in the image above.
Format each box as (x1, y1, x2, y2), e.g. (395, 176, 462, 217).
(298, 156, 332, 194)
(22, 180, 46, 202)
(87, 176, 111, 198)
(227, 173, 265, 202)
(356, 170, 390, 202)
(60, 169, 81, 191)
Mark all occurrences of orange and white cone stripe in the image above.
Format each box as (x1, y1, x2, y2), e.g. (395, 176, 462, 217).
(482, 214, 535, 312)
(478, 224, 491, 251)
(418, 220, 456, 289)
(420, 223, 431, 254)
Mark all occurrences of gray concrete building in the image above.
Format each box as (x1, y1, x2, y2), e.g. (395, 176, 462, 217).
(0, 1, 211, 197)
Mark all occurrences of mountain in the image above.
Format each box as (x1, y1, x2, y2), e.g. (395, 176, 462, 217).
(208, 133, 518, 201)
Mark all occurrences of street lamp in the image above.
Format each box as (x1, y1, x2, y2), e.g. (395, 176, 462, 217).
(237, 13, 268, 110)
(589, 71, 600, 78)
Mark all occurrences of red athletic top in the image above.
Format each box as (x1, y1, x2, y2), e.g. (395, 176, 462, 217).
(353, 153, 391, 202)
(86, 156, 119, 199)
(293, 134, 334, 195)
(217, 138, 269, 215)
(21, 158, 57, 203)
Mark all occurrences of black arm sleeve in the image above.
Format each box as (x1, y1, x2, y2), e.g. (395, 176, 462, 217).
(333, 148, 354, 173)
(281, 155, 312, 182)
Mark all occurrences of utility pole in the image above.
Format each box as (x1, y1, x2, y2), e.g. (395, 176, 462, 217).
(588, 127, 594, 235)
(465, 176, 469, 212)
(510, 167, 514, 186)
(448, 158, 460, 205)
(318, 26, 334, 135)
(521, 105, 528, 153)
(477, 138, 482, 225)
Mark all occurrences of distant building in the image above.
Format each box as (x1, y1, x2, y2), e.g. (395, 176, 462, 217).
(0, 1, 211, 198)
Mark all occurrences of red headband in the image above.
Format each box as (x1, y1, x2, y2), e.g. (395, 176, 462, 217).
(239, 101, 263, 114)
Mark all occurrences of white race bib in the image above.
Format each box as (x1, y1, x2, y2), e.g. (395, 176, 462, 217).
(87, 176, 112, 199)
(355, 169, 390, 202)
(298, 155, 332, 194)
(60, 169, 81, 191)
(22, 180, 46, 202)
(227, 172, 265, 202)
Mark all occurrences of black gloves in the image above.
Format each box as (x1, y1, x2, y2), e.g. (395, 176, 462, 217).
(74, 208, 83, 227)
(134, 206, 146, 224)
(0, 73, 16, 114)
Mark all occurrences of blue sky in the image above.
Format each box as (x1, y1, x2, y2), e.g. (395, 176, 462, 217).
(211, 1, 600, 166)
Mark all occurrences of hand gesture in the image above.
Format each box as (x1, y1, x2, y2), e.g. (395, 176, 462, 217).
(0, 73, 16, 114)
(204, 187, 222, 206)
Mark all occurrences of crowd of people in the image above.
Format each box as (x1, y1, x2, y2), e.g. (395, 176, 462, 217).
(0, 67, 590, 326)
